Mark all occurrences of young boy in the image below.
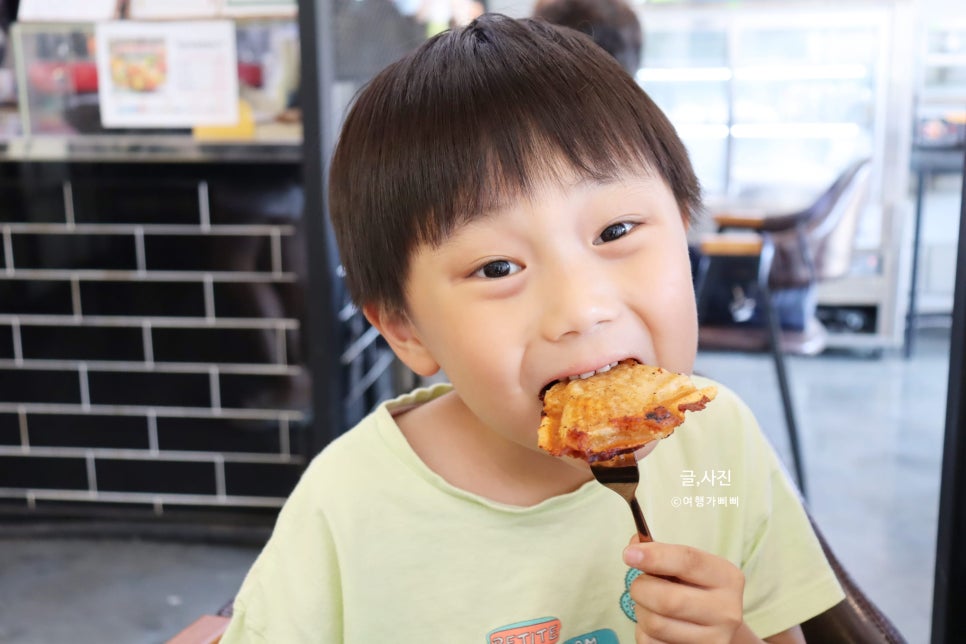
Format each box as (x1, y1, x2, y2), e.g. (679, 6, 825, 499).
(221, 14, 843, 643)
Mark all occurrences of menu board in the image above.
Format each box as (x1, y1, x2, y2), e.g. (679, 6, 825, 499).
(95, 21, 239, 128)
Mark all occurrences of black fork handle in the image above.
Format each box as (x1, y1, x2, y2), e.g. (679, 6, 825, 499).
(629, 498, 679, 582)
(629, 498, 653, 542)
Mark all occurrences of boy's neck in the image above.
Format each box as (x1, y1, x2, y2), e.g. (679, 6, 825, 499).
(393, 390, 594, 506)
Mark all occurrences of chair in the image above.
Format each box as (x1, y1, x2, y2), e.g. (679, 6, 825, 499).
(166, 510, 907, 643)
(801, 512, 908, 643)
(166, 600, 234, 644)
(693, 158, 874, 498)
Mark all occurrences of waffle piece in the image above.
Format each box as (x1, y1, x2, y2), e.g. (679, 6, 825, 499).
(538, 359, 717, 462)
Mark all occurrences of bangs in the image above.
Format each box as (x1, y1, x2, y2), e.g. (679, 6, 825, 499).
(386, 17, 693, 247)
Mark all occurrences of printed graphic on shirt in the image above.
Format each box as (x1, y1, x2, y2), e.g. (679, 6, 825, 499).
(488, 618, 621, 643)
(563, 629, 620, 644)
(487, 617, 561, 643)
(620, 568, 642, 622)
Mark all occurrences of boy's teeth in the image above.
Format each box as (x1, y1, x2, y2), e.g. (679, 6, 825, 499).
(568, 361, 620, 381)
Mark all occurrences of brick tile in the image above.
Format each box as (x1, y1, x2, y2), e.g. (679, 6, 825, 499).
(71, 183, 200, 225)
(0, 324, 12, 359)
(33, 499, 157, 516)
(156, 416, 280, 453)
(152, 327, 276, 364)
(28, 413, 149, 449)
(21, 325, 143, 361)
(80, 281, 206, 317)
(0, 184, 67, 224)
(220, 372, 308, 411)
(96, 458, 216, 495)
(207, 178, 303, 223)
(143, 235, 274, 272)
(286, 328, 304, 365)
(0, 368, 81, 404)
(11, 233, 138, 270)
(0, 280, 74, 315)
(88, 371, 211, 408)
(0, 499, 29, 512)
(0, 455, 89, 489)
(0, 412, 20, 445)
(160, 503, 280, 522)
(224, 461, 302, 497)
(213, 281, 302, 319)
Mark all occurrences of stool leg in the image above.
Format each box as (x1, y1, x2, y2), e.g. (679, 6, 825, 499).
(759, 240, 808, 498)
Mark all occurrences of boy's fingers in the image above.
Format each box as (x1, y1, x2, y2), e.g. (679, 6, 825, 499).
(630, 573, 719, 625)
(623, 542, 741, 589)
(634, 604, 709, 643)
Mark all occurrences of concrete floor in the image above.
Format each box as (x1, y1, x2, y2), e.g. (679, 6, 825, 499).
(0, 327, 952, 643)
(696, 327, 949, 644)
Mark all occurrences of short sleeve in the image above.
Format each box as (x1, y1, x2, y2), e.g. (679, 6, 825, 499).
(733, 398, 845, 637)
(220, 472, 344, 643)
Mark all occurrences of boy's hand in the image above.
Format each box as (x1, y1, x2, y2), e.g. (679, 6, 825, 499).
(622, 540, 747, 644)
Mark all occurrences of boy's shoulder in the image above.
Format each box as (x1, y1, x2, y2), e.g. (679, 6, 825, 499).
(293, 383, 454, 493)
(320, 382, 452, 449)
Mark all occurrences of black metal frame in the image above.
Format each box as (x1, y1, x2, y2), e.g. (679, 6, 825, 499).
(298, 0, 405, 459)
(754, 234, 807, 497)
(931, 148, 966, 643)
(298, 0, 344, 458)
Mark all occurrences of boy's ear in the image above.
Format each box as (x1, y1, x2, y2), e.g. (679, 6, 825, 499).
(362, 303, 441, 377)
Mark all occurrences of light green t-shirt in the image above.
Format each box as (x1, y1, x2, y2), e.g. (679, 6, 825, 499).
(222, 378, 843, 643)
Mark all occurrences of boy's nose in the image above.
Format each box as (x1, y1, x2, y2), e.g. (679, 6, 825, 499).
(539, 266, 619, 341)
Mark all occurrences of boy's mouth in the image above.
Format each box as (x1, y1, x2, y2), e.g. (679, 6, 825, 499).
(539, 358, 638, 400)
(565, 361, 620, 382)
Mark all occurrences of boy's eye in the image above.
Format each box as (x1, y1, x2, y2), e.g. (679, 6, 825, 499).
(595, 222, 636, 245)
(473, 259, 521, 279)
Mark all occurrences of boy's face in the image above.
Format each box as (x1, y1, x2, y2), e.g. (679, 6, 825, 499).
(372, 170, 698, 464)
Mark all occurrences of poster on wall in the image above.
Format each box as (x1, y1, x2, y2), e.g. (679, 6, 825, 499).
(95, 21, 239, 128)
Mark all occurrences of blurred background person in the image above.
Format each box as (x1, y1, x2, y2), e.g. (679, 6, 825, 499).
(532, 0, 642, 74)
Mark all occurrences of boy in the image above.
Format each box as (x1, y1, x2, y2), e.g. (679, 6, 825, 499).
(222, 14, 843, 643)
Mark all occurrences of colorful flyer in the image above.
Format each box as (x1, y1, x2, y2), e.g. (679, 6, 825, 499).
(95, 21, 239, 128)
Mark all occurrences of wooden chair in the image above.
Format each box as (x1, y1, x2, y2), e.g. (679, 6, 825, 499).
(166, 600, 234, 644)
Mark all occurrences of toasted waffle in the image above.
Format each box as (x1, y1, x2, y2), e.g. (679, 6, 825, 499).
(538, 359, 716, 462)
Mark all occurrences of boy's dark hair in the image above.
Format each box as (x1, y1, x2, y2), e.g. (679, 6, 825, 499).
(329, 14, 700, 315)
(533, 0, 643, 74)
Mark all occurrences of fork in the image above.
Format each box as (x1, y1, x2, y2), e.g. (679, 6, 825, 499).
(590, 452, 655, 543)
